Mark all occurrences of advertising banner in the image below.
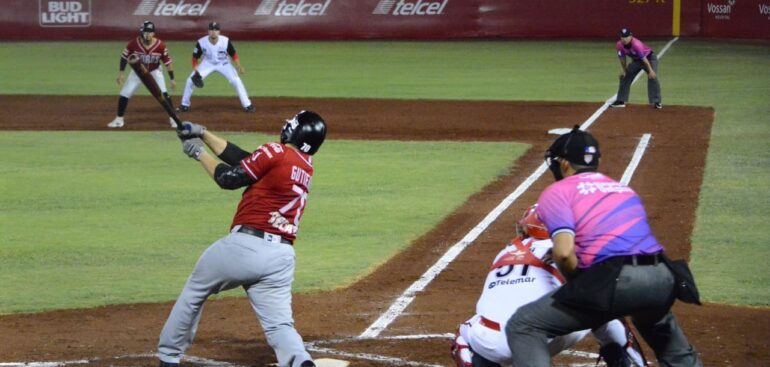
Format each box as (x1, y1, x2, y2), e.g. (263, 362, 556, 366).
(0, 0, 765, 41)
(701, 0, 770, 38)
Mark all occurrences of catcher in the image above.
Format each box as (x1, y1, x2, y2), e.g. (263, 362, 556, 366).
(176, 21, 255, 113)
(451, 205, 645, 367)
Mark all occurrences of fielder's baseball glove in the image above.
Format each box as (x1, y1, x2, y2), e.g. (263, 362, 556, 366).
(192, 72, 204, 88)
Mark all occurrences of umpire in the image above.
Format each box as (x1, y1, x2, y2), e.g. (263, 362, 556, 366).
(505, 127, 703, 367)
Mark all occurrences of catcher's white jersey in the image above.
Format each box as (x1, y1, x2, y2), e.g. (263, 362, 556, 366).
(476, 238, 562, 323)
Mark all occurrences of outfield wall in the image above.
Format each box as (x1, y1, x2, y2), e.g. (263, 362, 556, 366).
(2, 0, 769, 41)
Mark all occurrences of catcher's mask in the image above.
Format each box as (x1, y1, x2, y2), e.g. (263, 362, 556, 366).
(280, 110, 327, 155)
(517, 204, 549, 240)
(544, 125, 600, 181)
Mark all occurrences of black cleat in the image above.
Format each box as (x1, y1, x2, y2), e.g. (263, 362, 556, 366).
(654, 103, 662, 109)
(244, 105, 256, 113)
(609, 101, 626, 108)
(159, 361, 179, 367)
(299, 361, 316, 367)
(176, 105, 190, 113)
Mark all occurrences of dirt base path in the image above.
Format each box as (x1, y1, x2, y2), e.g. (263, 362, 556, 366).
(1, 96, 767, 366)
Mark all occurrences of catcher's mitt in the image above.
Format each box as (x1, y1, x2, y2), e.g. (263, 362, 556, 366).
(191, 72, 204, 88)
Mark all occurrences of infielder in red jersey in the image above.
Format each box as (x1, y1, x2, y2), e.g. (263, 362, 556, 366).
(158, 111, 326, 367)
(108, 21, 176, 128)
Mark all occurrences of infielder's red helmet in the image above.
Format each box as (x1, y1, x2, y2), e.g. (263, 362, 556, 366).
(518, 204, 549, 240)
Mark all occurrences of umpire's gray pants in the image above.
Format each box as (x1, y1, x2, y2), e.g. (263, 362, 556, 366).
(505, 262, 702, 367)
(158, 230, 312, 367)
(616, 53, 661, 104)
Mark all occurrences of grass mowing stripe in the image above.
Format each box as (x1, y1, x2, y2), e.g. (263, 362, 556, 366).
(662, 40, 770, 306)
(0, 132, 526, 314)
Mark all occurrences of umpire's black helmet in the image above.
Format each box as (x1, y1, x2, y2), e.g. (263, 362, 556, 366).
(280, 110, 327, 155)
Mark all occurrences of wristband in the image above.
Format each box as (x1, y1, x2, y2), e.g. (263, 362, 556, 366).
(168, 71, 175, 80)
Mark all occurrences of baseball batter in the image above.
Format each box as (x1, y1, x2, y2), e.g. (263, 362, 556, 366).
(176, 21, 254, 113)
(452, 205, 644, 367)
(157, 111, 327, 367)
(108, 21, 177, 128)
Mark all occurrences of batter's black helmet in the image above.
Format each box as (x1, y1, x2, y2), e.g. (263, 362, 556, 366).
(280, 111, 327, 155)
(140, 21, 155, 33)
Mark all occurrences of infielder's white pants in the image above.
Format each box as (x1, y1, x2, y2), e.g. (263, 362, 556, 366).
(181, 61, 251, 108)
(119, 69, 167, 98)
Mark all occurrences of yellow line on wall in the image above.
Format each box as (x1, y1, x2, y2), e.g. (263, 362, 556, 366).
(673, 0, 681, 36)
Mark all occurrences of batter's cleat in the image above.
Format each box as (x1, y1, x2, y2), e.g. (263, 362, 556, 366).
(654, 103, 663, 109)
(169, 117, 178, 128)
(158, 361, 179, 367)
(299, 361, 316, 367)
(244, 105, 256, 113)
(176, 105, 190, 113)
(609, 101, 626, 108)
(107, 117, 124, 128)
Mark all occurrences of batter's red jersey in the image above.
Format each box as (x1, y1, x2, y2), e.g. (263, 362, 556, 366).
(234, 142, 315, 241)
(122, 37, 172, 72)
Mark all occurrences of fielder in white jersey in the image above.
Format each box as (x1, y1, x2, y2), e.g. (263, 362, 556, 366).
(177, 21, 254, 113)
(451, 205, 646, 367)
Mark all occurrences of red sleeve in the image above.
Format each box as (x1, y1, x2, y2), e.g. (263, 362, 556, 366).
(121, 39, 136, 60)
(159, 41, 172, 66)
(239, 143, 285, 181)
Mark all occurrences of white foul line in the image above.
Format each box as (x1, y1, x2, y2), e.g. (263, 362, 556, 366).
(359, 38, 678, 339)
(359, 163, 549, 338)
(306, 345, 444, 367)
(620, 134, 652, 186)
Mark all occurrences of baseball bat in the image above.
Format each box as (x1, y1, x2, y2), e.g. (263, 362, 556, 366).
(127, 55, 183, 132)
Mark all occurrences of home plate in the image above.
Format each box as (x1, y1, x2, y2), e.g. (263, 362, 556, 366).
(548, 128, 572, 135)
(315, 358, 350, 367)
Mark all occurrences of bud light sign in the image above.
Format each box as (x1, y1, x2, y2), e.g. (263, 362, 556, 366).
(39, 0, 91, 27)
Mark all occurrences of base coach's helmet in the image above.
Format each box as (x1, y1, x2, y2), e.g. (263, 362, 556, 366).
(140, 21, 155, 34)
(280, 110, 327, 155)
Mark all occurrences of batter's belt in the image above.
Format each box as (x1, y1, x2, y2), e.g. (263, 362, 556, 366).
(236, 225, 293, 245)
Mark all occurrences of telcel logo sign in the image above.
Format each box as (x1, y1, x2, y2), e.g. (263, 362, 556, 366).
(39, 0, 91, 27)
(255, 0, 331, 16)
(134, 0, 211, 16)
(373, 0, 448, 15)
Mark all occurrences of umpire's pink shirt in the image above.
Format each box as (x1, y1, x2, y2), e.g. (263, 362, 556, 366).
(616, 38, 652, 61)
(536, 172, 664, 268)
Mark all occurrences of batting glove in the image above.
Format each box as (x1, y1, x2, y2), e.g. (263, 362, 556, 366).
(182, 138, 205, 161)
(177, 121, 206, 139)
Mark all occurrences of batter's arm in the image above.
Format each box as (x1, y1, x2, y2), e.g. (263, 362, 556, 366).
(552, 232, 578, 279)
(201, 130, 250, 165)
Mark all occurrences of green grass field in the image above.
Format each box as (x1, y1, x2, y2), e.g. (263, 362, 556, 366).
(0, 132, 524, 314)
(0, 39, 768, 311)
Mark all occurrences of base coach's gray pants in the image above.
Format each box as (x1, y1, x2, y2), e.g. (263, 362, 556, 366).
(616, 53, 661, 105)
(505, 262, 702, 367)
(158, 230, 312, 367)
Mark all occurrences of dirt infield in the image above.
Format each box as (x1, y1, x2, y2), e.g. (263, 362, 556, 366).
(1, 96, 768, 366)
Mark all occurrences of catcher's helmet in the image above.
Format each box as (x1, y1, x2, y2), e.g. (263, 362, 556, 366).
(140, 21, 155, 34)
(280, 111, 327, 155)
(517, 204, 549, 240)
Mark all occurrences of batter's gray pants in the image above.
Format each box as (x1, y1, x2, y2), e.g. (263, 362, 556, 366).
(158, 230, 312, 367)
(505, 262, 702, 367)
(616, 53, 661, 104)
